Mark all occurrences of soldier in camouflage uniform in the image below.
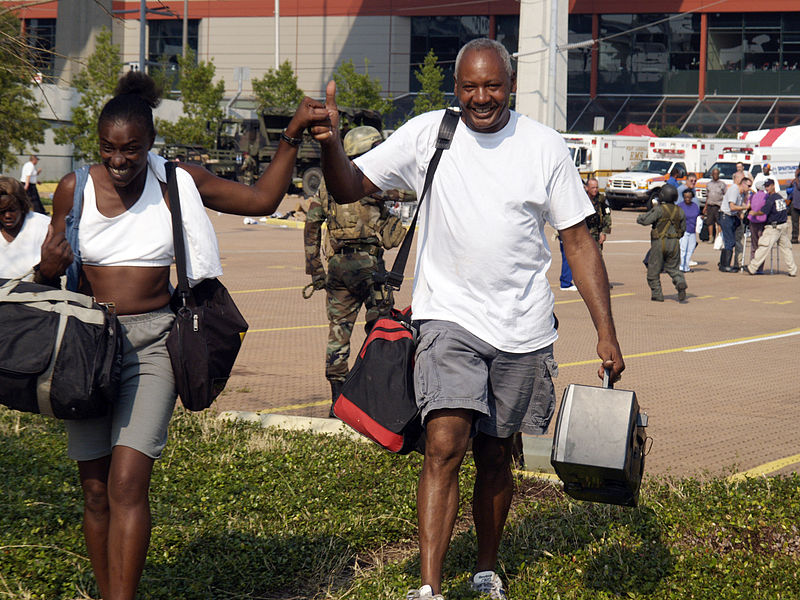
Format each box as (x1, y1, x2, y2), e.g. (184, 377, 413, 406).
(584, 177, 612, 250)
(304, 126, 415, 414)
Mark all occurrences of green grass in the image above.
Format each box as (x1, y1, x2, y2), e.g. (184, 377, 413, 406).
(1, 407, 798, 599)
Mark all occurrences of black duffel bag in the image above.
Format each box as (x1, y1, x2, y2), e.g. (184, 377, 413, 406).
(0, 276, 122, 419)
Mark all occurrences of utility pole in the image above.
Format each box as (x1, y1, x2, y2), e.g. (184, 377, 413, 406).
(183, 0, 188, 58)
(274, 0, 280, 69)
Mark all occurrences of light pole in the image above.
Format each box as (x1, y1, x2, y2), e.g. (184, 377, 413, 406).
(275, 0, 280, 69)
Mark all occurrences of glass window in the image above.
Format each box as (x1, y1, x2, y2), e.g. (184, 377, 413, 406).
(568, 15, 593, 95)
(409, 16, 489, 92)
(708, 14, 743, 29)
(24, 18, 56, 80)
(148, 19, 199, 88)
(495, 15, 519, 55)
(717, 100, 776, 135)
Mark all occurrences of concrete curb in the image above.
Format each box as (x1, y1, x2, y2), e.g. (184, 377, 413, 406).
(218, 411, 557, 475)
(219, 410, 367, 443)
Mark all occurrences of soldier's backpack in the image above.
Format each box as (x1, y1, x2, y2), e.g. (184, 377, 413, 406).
(332, 108, 461, 454)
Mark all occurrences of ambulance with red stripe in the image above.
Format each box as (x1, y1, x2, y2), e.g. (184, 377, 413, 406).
(694, 147, 800, 205)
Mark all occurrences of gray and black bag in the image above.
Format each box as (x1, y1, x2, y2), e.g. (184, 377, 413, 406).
(0, 276, 122, 419)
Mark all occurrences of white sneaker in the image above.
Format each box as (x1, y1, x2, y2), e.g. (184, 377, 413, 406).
(406, 584, 445, 600)
(560, 284, 578, 291)
(689, 260, 698, 266)
(471, 571, 507, 599)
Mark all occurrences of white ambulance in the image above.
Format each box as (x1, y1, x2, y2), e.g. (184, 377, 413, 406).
(563, 134, 649, 188)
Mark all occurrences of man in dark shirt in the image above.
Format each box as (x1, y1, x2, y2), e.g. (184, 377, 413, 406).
(745, 179, 797, 276)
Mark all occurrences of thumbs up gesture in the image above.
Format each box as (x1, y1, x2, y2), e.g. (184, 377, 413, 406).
(309, 80, 340, 143)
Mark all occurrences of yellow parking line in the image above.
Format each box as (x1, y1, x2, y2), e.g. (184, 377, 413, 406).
(257, 400, 330, 412)
(248, 321, 367, 333)
(729, 453, 800, 481)
(232, 286, 305, 294)
(555, 292, 634, 305)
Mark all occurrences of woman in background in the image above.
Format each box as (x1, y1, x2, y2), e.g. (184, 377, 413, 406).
(0, 176, 51, 280)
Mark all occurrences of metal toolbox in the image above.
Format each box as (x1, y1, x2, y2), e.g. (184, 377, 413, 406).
(550, 373, 648, 507)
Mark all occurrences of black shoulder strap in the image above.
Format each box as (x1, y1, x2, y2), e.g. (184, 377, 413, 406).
(384, 108, 460, 290)
(165, 162, 190, 304)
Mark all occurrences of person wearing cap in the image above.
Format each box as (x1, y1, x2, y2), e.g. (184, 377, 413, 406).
(745, 178, 797, 276)
(304, 125, 415, 416)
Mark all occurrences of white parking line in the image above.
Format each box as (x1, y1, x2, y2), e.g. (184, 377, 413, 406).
(684, 330, 800, 353)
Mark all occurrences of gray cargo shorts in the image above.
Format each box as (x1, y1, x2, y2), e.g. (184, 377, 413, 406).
(413, 319, 558, 438)
(64, 306, 177, 461)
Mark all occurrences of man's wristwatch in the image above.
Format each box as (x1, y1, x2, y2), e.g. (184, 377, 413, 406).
(280, 130, 303, 147)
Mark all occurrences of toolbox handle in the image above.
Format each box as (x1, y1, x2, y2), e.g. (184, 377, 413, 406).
(603, 368, 613, 390)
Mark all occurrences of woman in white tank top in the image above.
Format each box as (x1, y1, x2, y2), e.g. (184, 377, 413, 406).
(37, 71, 330, 600)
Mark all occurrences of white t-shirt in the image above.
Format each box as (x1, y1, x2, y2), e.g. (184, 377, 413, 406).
(355, 109, 593, 352)
(0, 211, 50, 280)
(753, 171, 780, 193)
(20, 161, 38, 185)
(721, 184, 743, 216)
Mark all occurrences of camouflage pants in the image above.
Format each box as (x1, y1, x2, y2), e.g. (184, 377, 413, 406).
(325, 250, 394, 382)
(646, 238, 685, 299)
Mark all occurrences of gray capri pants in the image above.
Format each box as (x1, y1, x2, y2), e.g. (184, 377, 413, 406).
(65, 306, 177, 461)
(414, 319, 558, 438)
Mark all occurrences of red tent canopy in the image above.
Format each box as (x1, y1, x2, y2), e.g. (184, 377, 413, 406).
(616, 123, 656, 137)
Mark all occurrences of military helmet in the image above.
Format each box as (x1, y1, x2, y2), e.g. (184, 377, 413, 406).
(343, 126, 382, 157)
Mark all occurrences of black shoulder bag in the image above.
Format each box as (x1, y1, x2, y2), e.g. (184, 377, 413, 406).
(164, 162, 249, 411)
(332, 108, 460, 454)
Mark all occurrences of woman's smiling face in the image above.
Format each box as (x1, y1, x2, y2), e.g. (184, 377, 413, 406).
(98, 118, 153, 189)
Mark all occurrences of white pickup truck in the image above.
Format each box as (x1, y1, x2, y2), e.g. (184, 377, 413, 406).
(604, 159, 687, 210)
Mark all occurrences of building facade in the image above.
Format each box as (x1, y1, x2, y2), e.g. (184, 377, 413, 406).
(9, 0, 800, 137)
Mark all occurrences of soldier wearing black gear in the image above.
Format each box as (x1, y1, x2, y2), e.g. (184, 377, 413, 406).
(637, 185, 687, 302)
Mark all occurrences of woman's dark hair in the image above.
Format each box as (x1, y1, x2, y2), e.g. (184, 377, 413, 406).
(98, 71, 162, 140)
(0, 176, 32, 215)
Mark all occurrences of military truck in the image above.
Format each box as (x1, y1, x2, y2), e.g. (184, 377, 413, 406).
(161, 108, 383, 197)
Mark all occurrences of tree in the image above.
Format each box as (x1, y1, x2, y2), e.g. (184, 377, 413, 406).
(0, 9, 46, 171)
(252, 60, 304, 113)
(156, 49, 225, 148)
(412, 50, 448, 117)
(332, 59, 392, 114)
(53, 28, 121, 163)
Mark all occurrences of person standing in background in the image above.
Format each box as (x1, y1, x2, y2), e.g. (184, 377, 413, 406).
(678, 188, 700, 272)
(788, 166, 800, 244)
(703, 168, 726, 243)
(20, 155, 46, 215)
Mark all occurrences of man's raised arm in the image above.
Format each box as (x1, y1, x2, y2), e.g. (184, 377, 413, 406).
(310, 81, 380, 204)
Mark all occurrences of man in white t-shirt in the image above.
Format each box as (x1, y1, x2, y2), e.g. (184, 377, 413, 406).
(310, 39, 625, 600)
(20, 155, 46, 214)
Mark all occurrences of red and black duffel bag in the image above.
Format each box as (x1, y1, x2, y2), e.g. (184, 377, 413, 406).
(332, 307, 422, 454)
(331, 109, 460, 455)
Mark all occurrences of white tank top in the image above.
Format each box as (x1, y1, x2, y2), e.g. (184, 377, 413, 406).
(79, 166, 174, 267)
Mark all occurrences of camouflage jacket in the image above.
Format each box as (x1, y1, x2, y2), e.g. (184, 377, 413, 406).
(304, 180, 414, 277)
(585, 193, 612, 240)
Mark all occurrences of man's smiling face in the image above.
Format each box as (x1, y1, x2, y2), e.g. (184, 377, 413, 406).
(455, 48, 516, 134)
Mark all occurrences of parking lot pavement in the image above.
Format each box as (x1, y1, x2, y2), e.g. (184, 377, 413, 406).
(207, 203, 800, 479)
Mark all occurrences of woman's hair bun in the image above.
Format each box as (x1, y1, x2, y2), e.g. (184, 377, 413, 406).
(113, 71, 162, 109)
